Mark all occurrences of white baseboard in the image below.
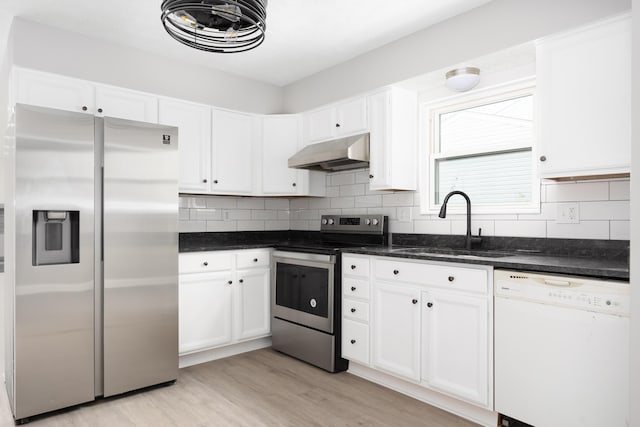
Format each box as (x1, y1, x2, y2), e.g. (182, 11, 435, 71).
(179, 337, 272, 369)
(347, 362, 498, 427)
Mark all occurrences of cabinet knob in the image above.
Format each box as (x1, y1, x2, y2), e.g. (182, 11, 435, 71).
(351, 265, 356, 269)
(227, 280, 233, 285)
(239, 279, 244, 284)
(335, 123, 341, 128)
(350, 339, 356, 344)
(253, 258, 258, 262)
(82, 106, 88, 111)
(292, 183, 297, 187)
(369, 174, 374, 179)
(350, 308, 356, 313)
(412, 299, 418, 305)
(97, 108, 103, 113)
(427, 302, 433, 308)
(350, 286, 356, 291)
(393, 269, 399, 275)
(203, 179, 208, 183)
(203, 261, 208, 266)
(214, 180, 219, 184)
(448, 276, 455, 282)
(539, 155, 547, 162)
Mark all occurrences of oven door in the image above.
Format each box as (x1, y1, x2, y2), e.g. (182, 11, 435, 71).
(271, 251, 335, 334)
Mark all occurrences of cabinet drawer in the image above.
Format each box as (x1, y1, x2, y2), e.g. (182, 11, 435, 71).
(344, 298, 369, 323)
(343, 277, 370, 300)
(342, 255, 370, 278)
(236, 250, 270, 269)
(342, 319, 369, 364)
(180, 252, 232, 274)
(375, 258, 488, 293)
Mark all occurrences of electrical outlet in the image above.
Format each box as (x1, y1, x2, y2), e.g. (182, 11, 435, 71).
(556, 202, 579, 224)
(397, 207, 412, 223)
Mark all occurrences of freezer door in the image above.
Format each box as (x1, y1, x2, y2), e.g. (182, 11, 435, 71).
(13, 105, 95, 419)
(102, 117, 178, 397)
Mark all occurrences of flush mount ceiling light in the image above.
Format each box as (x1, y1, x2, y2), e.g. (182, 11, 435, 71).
(445, 67, 481, 92)
(160, 0, 267, 53)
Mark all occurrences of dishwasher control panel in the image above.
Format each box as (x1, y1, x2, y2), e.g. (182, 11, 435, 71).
(494, 270, 630, 316)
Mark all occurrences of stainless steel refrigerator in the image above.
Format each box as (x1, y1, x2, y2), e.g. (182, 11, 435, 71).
(4, 104, 179, 422)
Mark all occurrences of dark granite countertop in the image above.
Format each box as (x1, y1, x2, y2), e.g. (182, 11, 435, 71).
(179, 232, 629, 280)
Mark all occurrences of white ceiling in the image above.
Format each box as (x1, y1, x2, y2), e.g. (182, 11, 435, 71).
(0, 0, 494, 87)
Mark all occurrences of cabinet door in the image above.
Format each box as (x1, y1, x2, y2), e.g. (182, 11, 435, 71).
(422, 290, 489, 407)
(179, 273, 233, 354)
(16, 68, 95, 114)
(372, 281, 421, 381)
(262, 115, 303, 195)
(336, 97, 368, 136)
(159, 99, 211, 193)
(234, 268, 270, 341)
(95, 85, 158, 123)
(211, 109, 255, 194)
(537, 16, 631, 177)
(368, 91, 390, 189)
(306, 107, 336, 143)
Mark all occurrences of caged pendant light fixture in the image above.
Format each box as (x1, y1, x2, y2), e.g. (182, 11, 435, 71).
(160, 0, 268, 53)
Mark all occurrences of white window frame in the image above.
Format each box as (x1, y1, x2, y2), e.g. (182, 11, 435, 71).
(419, 78, 540, 215)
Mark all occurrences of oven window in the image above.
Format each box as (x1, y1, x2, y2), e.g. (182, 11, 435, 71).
(275, 262, 329, 317)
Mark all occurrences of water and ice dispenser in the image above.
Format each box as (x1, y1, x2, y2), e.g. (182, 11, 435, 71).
(32, 210, 80, 266)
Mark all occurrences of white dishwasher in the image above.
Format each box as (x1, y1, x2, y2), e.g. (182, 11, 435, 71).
(494, 269, 629, 427)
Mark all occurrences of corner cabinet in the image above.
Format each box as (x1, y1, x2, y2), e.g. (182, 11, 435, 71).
(537, 14, 631, 179)
(304, 96, 368, 143)
(341, 253, 493, 413)
(158, 98, 212, 193)
(368, 87, 418, 190)
(178, 249, 271, 357)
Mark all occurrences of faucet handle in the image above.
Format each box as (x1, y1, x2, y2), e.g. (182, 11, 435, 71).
(477, 227, 482, 237)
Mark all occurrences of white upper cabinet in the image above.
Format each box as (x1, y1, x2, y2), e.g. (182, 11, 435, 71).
(158, 98, 212, 193)
(368, 87, 417, 191)
(211, 108, 256, 194)
(537, 14, 631, 179)
(95, 85, 158, 123)
(16, 68, 95, 114)
(305, 96, 368, 143)
(261, 115, 304, 195)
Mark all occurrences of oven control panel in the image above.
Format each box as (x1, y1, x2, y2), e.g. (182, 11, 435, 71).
(320, 215, 387, 234)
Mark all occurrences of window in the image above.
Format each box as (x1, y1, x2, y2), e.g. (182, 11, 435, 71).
(421, 80, 539, 214)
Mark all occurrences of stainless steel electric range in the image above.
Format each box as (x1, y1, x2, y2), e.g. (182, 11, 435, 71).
(271, 214, 388, 372)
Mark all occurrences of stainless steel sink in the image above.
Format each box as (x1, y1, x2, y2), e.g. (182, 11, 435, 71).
(389, 247, 514, 258)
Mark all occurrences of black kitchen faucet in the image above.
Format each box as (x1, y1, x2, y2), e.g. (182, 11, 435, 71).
(438, 190, 482, 250)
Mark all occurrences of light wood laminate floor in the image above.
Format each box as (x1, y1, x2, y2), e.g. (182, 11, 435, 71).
(0, 349, 480, 426)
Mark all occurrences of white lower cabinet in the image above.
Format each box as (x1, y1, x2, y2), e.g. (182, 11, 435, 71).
(372, 281, 421, 381)
(179, 272, 233, 353)
(179, 249, 271, 356)
(421, 290, 489, 406)
(341, 253, 493, 413)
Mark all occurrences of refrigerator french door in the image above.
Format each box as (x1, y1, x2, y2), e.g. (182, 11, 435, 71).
(6, 104, 178, 421)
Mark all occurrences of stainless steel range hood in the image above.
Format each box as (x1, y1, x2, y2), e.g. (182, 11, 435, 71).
(288, 133, 369, 171)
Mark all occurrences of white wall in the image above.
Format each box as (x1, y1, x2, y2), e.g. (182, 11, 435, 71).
(630, 1, 638, 425)
(283, 0, 631, 112)
(11, 18, 284, 114)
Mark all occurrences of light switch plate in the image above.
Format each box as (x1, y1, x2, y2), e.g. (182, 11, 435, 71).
(556, 202, 579, 224)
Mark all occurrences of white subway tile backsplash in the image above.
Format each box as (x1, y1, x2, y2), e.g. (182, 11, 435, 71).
(545, 181, 609, 202)
(326, 186, 340, 197)
(289, 220, 311, 230)
(224, 209, 251, 220)
(451, 220, 495, 236)
(265, 220, 290, 230)
(367, 207, 397, 220)
(237, 198, 265, 209)
(331, 197, 355, 209)
(355, 195, 382, 208)
(207, 220, 236, 232)
(340, 184, 365, 197)
(609, 180, 631, 201)
(382, 192, 414, 207)
(495, 221, 547, 238)
(265, 199, 289, 210)
(579, 201, 630, 220)
(290, 198, 310, 209)
(413, 220, 451, 235)
(547, 221, 610, 239)
(277, 210, 291, 220)
(355, 170, 370, 184)
(389, 220, 414, 233)
(610, 221, 630, 240)
(179, 208, 190, 221)
(330, 173, 355, 186)
(251, 210, 278, 220)
(180, 220, 206, 232)
(517, 203, 556, 221)
(308, 198, 331, 209)
(190, 208, 222, 221)
(237, 220, 265, 231)
(205, 197, 237, 209)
